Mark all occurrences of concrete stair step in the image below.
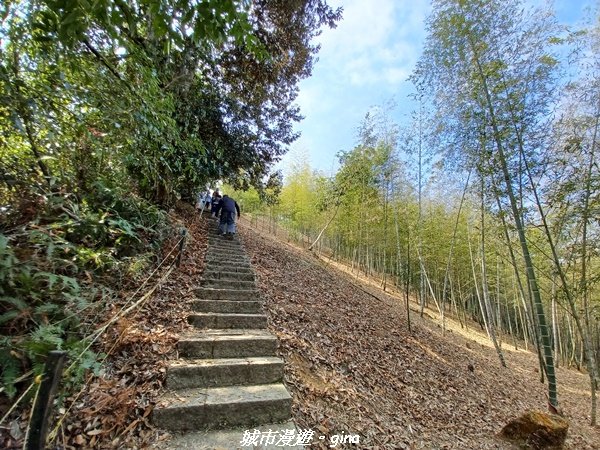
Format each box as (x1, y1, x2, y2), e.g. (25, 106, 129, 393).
(206, 253, 247, 261)
(205, 257, 248, 265)
(195, 287, 260, 300)
(208, 232, 239, 242)
(207, 248, 246, 255)
(191, 299, 263, 314)
(207, 248, 244, 256)
(207, 246, 244, 253)
(188, 312, 267, 329)
(204, 264, 253, 274)
(208, 239, 242, 248)
(203, 270, 255, 281)
(200, 279, 256, 290)
(206, 252, 248, 259)
(157, 422, 299, 450)
(206, 245, 245, 252)
(207, 242, 243, 248)
(153, 384, 292, 432)
(208, 235, 242, 243)
(203, 265, 253, 273)
(166, 357, 284, 390)
(206, 246, 246, 252)
(204, 258, 252, 269)
(206, 245, 246, 256)
(178, 330, 278, 358)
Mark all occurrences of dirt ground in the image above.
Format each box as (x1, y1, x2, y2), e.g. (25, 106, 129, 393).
(4, 210, 595, 449)
(238, 222, 600, 449)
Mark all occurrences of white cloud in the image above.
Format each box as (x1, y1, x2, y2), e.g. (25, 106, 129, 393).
(291, 1, 433, 175)
(315, 0, 431, 88)
(295, 83, 322, 116)
(319, 0, 397, 56)
(383, 67, 410, 84)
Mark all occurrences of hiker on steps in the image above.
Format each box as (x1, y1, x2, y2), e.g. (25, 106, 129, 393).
(197, 189, 212, 215)
(202, 190, 212, 210)
(213, 194, 240, 238)
(210, 190, 222, 216)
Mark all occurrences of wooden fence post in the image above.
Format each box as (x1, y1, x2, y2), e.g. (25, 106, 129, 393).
(26, 350, 67, 450)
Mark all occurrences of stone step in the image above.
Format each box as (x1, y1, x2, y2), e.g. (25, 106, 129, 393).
(208, 233, 241, 244)
(204, 264, 252, 273)
(153, 384, 292, 432)
(205, 249, 245, 255)
(204, 252, 250, 263)
(200, 278, 256, 290)
(206, 252, 247, 260)
(207, 239, 240, 246)
(191, 299, 263, 314)
(188, 312, 267, 329)
(207, 243, 245, 251)
(203, 270, 255, 281)
(206, 246, 245, 254)
(205, 264, 254, 274)
(204, 256, 252, 269)
(208, 234, 240, 241)
(207, 246, 243, 254)
(207, 238, 241, 244)
(158, 422, 300, 450)
(204, 264, 253, 273)
(178, 330, 278, 358)
(166, 357, 284, 390)
(205, 257, 250, 266)
(208, 238, 242, 246)
(195, 287, 260, 300)
(206, 251, 248, 258)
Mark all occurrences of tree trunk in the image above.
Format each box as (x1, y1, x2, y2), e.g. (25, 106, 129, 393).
(309, 204, 339, 251)
(468, 38, 557, 408)
(479, 179, 506, 367)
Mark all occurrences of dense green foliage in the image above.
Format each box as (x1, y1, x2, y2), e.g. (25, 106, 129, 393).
(0, 0, 341, 206)
(0, 182, 169, 398)
(0, 0, 341, 421)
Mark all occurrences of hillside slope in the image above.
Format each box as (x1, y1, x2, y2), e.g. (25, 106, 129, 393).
(238, 224, 599, 449)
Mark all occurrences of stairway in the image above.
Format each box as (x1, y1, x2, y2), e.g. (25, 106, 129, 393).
(153, 224, 296, 449)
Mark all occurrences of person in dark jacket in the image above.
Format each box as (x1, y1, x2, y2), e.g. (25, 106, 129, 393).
(213, 194, 240, 237)
(210, 190, 222, 216)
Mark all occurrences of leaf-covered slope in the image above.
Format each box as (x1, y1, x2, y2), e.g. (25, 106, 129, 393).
(0, 203, 207, 449)
(239, 225, 600, 449)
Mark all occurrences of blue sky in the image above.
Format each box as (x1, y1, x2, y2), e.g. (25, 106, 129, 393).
(278, 0, 595, 178)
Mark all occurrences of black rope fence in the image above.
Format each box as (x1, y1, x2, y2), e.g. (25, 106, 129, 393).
(0, 229, 188, 448)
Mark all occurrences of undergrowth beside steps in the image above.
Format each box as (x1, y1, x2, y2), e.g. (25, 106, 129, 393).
(0, 182, 173, 433)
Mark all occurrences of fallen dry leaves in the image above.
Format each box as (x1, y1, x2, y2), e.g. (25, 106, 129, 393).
(49, 204, 209, 449)
(0, 203, 208, 450)
(5, 206, 597, 449)
(239, 224, 600, 450)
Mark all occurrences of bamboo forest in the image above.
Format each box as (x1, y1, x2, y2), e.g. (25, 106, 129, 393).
(1, 0, 599, 448)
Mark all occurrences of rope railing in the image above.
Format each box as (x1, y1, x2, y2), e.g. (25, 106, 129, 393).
(64, 229, 187, 377)
(47, 229, 187, 444)
(242, 213, 408, 294)
(0, 228, 188, 448)
(0, 381, 37, 430)
(241, 213, 318, 251)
